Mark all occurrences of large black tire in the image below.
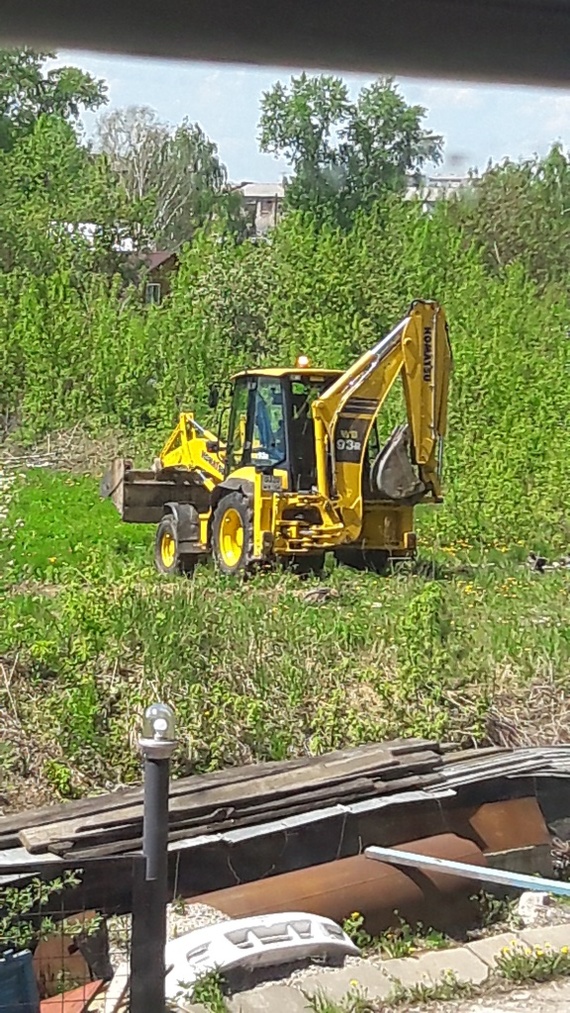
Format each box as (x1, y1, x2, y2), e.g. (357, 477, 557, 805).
(154, 515, 196, 576)
(282, 553, 326, 577)
(334, 547, 389, 574)
(211, 492, 253, 576)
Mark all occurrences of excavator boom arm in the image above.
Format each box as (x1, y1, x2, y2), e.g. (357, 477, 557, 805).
(311, 300, 451, 541)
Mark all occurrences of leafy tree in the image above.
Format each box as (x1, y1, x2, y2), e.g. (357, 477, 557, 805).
(95, 106, 244, 246)
(450, 144, 570, 291)
(0, 47, 106, 151)
(0, 114, 142, 276)
(259, 73, 443, 224)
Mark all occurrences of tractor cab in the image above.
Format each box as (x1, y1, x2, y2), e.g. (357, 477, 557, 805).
(225, 367, 341, 492)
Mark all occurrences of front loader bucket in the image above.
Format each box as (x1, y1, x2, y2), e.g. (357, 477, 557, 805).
(100, 458, 208, 524)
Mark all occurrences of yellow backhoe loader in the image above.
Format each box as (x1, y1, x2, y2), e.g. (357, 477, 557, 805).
(101, 299, 452, 576)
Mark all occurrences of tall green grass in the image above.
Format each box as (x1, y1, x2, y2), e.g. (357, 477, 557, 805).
(2, 200, 570, 802)
(1, 470, 569, 802)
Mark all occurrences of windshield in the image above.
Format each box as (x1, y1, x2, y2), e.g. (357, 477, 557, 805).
(251, 378, 286, 467)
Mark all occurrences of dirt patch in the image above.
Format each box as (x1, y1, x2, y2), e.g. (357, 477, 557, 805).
(485, 668, 570, 748)
(0, 426, 132, 477)
(0, 707, 61, 814)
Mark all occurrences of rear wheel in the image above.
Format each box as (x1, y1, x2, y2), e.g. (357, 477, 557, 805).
(154, 515, 196, 576)
(334, 547, 389, 574)
(212, 492, 252, 576)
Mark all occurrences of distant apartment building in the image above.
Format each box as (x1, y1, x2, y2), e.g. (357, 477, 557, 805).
(232, 181, 285, 236)
(232, 175, 469, 232)
(404, 174, 470, 212)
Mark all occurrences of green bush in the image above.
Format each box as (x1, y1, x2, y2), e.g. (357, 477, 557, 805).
(2, 203, 568, 546)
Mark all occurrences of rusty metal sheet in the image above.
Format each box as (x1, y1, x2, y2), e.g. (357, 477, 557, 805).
(346, 796, 550, 860)
(193, 833, 487, 935)
(467, 796, 550, 853)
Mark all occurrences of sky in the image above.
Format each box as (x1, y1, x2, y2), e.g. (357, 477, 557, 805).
(57, 49, 570, 183)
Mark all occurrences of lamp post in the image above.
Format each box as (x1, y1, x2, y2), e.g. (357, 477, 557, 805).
(131, 702, 177, 1013)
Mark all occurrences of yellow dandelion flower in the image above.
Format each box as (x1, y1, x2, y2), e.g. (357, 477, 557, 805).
(350, 911, 360, 919)
(350, 979, 359, 988)
(562, 946, 569, 955)
(48, 556, 57, 563)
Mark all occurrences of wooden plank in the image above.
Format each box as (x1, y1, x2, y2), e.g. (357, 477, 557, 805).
(40, 980, 104, 1012)
(0, 740, 418, 837)
(98, 962, 129, 1013)
(38, 775, 377, 855)
(55, 756, 443, 855)
(57, 772, 446, 860)
(0, 757, 308, 837)
(21, 750, 443, 856)
(43, 776, 379, 855)
(19, 752, 424, 853)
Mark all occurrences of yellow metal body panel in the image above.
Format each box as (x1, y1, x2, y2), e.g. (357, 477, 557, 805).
(159, 412, 225, 488)
(358, 502, 415, 549)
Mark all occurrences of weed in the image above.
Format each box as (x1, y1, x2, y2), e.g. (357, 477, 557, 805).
(43, 759, 76, 798)
(304, 971, 475, 1012)
(470, 890, 521, 930)
(341, 912, 449, 959)
(388, 970, 476, 1004)
(172, 969, 229, 1013)
(342, 912, 374, 952)
(495, 939, 570, 983)
(0, 871, 81, 955)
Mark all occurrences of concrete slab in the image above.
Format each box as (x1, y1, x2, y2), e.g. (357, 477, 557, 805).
(519, 924, 570, 951)
(466, 932, 525, 969)
(298, 963, 393, 1002)
(227, 984, 312, 1011)
(383, 946, 489, 987)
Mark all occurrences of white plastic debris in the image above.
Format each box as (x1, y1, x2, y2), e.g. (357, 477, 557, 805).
(517, 891, 552, 925)
(164, 910, 359, 999)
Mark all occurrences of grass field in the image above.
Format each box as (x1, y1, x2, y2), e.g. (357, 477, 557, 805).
(1, 465, 570, 809)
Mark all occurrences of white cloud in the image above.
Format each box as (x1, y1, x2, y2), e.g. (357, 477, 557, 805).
(530, 93, 570, 137)
(412, 83, 484, 110)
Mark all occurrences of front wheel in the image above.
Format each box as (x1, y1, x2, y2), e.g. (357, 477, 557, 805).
(211, 492, 252, 576)
(154, 515, 197, 576)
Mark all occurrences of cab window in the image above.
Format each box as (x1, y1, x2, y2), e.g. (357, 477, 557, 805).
(226, 377, 250, 472)
(251, 378, 286, 467)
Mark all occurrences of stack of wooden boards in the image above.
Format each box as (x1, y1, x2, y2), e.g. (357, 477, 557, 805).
(4, 738, 569, 863)
(0, 738, 456, 860)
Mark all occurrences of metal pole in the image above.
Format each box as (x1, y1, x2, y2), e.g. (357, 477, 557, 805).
(365, 845, 570, 897)
(130, 703, 177, 1013)
(143, 755, 170, 883)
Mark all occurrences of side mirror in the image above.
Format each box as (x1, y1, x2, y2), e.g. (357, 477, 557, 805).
(208, 385, 220, 409)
